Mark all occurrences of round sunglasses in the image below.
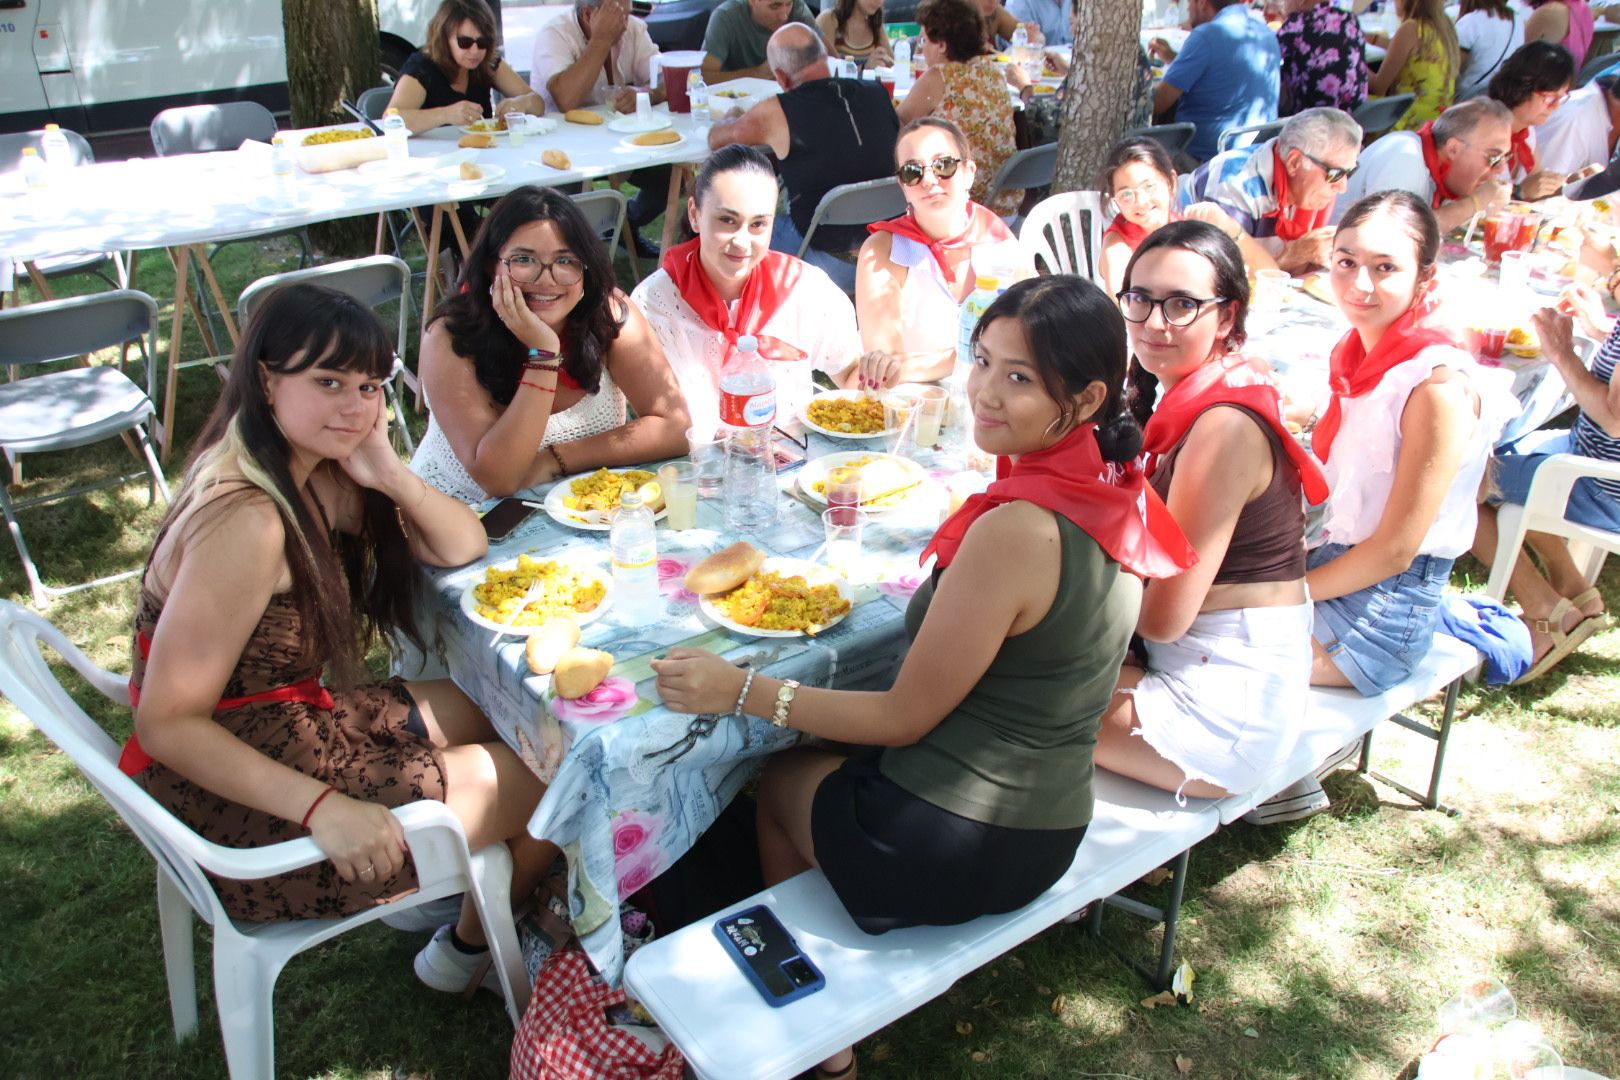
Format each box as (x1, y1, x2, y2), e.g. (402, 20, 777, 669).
(896, 155, 962, 187)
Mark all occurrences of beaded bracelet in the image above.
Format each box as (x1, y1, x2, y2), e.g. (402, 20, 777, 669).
(733, 667, 756, 718)
(300, 786, 338, 830)
(548, 443, 568, 474)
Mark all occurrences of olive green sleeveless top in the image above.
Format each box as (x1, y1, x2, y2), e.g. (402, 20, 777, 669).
(881, 512, 1142, 830)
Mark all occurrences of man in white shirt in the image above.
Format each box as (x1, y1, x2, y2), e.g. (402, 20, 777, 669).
(1537, 75, 1620, 175)
(1006, 0, 1072, 47)
(1336, 97, 1514, 232)
(532, 0, 662, 113)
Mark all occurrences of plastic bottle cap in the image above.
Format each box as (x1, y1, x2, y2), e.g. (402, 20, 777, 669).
(21, 147, 37, 156)
(735, 334, 758, 351)
(620, 489, 642, 506)
(975, 275, 999, 291)
(272, 134, 285, 145)
(43, 123, 60, 132)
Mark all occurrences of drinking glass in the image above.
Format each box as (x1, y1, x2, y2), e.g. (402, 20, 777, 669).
(506, 112, 526, 149)
(822, 507, 868, 572)
(1253, 268, 1291, 309)
(825, 466, 863, 524)
(1437, 977, 1517, 1034)
(910, 385, 949, 450)
(883, 389, 922, 456)
(1498, 250, 1532, 297)
(686, 427, 726, 496)
(657, 461, 698, 530)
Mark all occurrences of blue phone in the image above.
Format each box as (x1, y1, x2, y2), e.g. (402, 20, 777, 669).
(713, 904, 826, 1006)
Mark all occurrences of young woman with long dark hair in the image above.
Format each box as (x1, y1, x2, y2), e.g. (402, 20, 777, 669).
(816, 0, 893, 65)
(387, 0, 545, 133)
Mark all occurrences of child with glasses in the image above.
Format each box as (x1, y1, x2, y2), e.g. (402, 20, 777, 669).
(1486, 40, 1577, 201)
(852, 118, 1018, 389)
(387, 0, 545, 134)
(410, 186, 690, 503)
(1098, 220, 1327, 807)
(1098, 137, 1180, 297)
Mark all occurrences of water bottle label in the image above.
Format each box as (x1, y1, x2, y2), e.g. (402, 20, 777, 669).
(719, 389, 775, 427)
(613, 553, 656, 571)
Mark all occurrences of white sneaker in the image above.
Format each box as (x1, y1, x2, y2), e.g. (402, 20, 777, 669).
(414, 924, 501, 995)
(1314, 739, 1363, 780)
(1242, 776, 1331, 825)
(380, 893, 464, 934)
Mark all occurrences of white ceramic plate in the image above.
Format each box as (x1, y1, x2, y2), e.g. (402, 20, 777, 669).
(433, 163, 506, 185)
(699, 558, 852, 638)
(798, 451, 927, 512)
(459, 557, 613, 636)
(543, 469, 670, 531)
(617, 131, 685, 151)
(798, 389, 894, 440)
(460, 121, 507, 136)
(607, 114, 674, 134)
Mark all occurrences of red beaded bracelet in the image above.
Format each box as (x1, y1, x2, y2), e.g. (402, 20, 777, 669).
(300, 786, 338, 830)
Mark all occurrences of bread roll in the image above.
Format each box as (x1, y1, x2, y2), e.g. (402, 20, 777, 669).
(564, 109, 605, 125)
(458, 161, 483, 181)
(684, 542, 766, 595)
(553, 647, 613, 699)
(631, 129, 680, 146)
(458, 133, 494, 149)
(525, 616, 581, 675)
(541, 148, 572, 170)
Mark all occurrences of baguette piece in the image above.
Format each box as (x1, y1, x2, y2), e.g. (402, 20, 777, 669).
(684, 541, 766, 595)
(553, 647, 613, 699)
(563, 109, 605, 125)
(458, 133, 494, 149)
(630, 129, 681, 146)
(541, 148, 572, 170)
(525, 616, 581, 675)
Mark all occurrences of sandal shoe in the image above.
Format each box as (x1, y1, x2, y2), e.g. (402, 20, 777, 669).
(1514, 599, 1603, 684)
(1569, 587, 1610, 623)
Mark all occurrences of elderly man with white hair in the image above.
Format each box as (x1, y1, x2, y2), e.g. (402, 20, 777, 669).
(1176, 107, 1364, 274)
(707, 23, 898, 290)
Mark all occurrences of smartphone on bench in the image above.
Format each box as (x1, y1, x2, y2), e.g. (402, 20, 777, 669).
(479, 497, 539, 542)
(713, 904, 825, 1007)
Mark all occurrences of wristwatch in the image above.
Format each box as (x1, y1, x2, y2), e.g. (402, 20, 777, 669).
(770, 679, 800, 728)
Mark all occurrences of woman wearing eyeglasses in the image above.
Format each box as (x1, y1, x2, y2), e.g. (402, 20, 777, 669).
(1487, 41, 1578, 201)
(387, 0, 545, 134)
(1098, 137, 1180, 298)
(1096, 220, 1327, 804)
(409, 186, 689, 503)
(852, 118, 1016, 388)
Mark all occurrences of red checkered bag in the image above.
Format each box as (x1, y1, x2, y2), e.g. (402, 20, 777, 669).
(510, 949, 684, 1080)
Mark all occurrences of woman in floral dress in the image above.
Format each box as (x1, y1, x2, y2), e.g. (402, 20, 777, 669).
(1276, 0, 1371, 113)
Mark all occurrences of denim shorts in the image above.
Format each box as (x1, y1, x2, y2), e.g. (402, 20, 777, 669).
(1487, 429, 1620, 533)
(1308, 542, 1453, 696)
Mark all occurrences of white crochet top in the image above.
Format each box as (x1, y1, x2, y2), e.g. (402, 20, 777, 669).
(409, 368, 627, 504)
(889, 235, 960, 358)
(1315, 345, 1520, 559)
(629, 262, 861, 436)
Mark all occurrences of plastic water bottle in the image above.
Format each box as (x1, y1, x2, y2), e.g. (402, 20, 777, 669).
(610, 488, 661, 622)
(18, 147, 47, 189)
(719, 335, 779, 531)
(1011, 24, 1029, 50)
(950, 275, 999, 449)
(893, 36, 913, 85)
(40, 123, 72, 174)
(269, 133, 293, 193)
(688, 69, 711, 126)
(381, 109, 408, 162)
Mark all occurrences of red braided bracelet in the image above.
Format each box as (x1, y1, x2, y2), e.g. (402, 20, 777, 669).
(300, 786, 338, 830)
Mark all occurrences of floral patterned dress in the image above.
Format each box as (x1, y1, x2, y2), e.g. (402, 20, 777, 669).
(1277, 2, 1370, 112)
(1391, 20, 1456, 132)
(129, 585, 448, 923)
(937, 56, 1021, 217)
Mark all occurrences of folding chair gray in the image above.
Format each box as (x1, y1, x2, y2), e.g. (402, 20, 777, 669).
(1216, 118, 1287, 155)
(0, 291, 171, 606)
(984, 142, 1059, 227)
(796, 177, 908, 278)
(1121, 122, 1197, 159)
(1576, 50, 1620, 86)
(0, 130, 128, 296)
(238, 257, 418, 455)
(1351, 93, 1416, 139)
(571, 188, 629, 265)
(357, 85, 396, 121)
(1019, 191, 1107, 283)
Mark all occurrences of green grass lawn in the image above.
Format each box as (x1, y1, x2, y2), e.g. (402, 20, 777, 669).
(2, 231, 1618, 1080)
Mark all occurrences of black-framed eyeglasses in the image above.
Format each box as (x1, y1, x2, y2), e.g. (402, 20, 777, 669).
(897, 155, 961, 187)
(1300, 150, 1358, 184)
(1116, 289, 1227, 327)
(456, 34, 494, 50)
(500, 253, 584, 286)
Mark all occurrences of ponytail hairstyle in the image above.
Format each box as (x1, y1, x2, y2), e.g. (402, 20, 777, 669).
(971, 275, 1142, 463)
(1334, 187, 1441, 276)
(1119, 219, 1251, 428)
(678, 143, 780, 242)
(162, 283, 424, 679)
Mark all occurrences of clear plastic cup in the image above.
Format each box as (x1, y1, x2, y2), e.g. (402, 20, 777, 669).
(883, 389, 923, 456)
(686, 427, 725, 497)
(822, 507, 868, 572)
(657, 461, 698, 530)
(1437, 977, 1517, 1034)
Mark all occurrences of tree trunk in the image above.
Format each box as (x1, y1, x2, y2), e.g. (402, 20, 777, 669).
(283, 0, 382, 256)
(1053, 0, 1149, 195)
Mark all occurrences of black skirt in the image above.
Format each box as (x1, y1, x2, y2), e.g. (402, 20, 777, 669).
(810, 749, 1087, 935)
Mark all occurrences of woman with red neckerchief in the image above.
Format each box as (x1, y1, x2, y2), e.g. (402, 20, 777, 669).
(853, 118, 1019, 389)
(1098, 136, 1180, 298)
(630, 145, 863, 438)
(653, 275, 1192, 1080)
(1095, 221, 1329, 806)
(1308, 190, 1518, 698)
(1486, 40, 1577, 201)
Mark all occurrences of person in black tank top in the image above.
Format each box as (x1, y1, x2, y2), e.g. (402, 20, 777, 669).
(386, 0, 545, 134)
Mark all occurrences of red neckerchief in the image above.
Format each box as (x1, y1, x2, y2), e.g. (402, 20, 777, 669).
(1267, 145, 1333, 241)
(1104, 209, 1181, 251)
(1142, 353, 1330, 505)
(1417, 122, 1454, 209)
(118, 629, 335, 776)
(1313, 304, 1463, 462)
(1510, 126, 1535, 175)
(920, 423, 1197, 579)
(659, 238, 808, 361)
(460, 279, 585, 389)
(867, 202, 1015, 282)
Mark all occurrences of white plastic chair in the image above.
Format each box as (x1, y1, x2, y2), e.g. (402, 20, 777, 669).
(0, 600, 532, 1079)
(1483, 453, 1620, 605)
(1019, 191, 1107, 283)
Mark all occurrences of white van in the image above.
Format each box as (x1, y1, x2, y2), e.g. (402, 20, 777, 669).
(0, 0, 453, 137)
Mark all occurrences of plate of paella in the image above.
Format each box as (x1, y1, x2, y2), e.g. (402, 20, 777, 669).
(460, 554, 613, 635)
(698, 558, 853, 638)
(799, 389, 895, 440)
(544, 467, 668, 530)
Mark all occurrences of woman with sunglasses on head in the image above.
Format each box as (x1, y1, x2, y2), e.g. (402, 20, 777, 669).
(124, 283, 557, 995)
(410, 186, 689, 502)
(654, 275, 1193, 1080)
(1098, 137, 1180, 298)
(853, 118, 1016, 388)
(1487, 41, 1578, 201)
(630, 145, 863, 438)
(387, 0, 545, 133)
(1095, 221, 1328, 804)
